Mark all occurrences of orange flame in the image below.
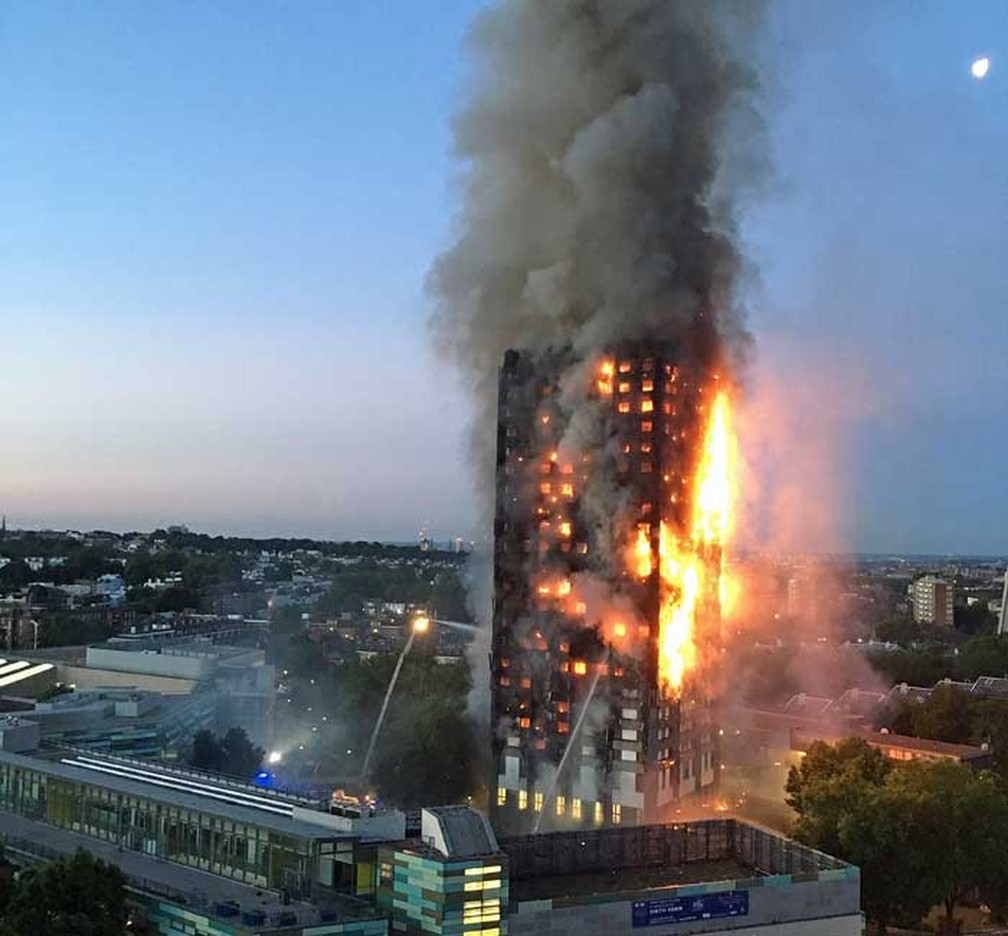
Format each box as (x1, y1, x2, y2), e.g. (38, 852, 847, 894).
(657, 389, 736, 694)
(597, 360, 614, 395)
(631, 524, 652, 578)
(693, 393, 733, 545)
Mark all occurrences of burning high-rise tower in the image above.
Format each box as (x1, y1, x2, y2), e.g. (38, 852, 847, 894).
(490, 343, 732, 832)
(427, 2, 766, 833)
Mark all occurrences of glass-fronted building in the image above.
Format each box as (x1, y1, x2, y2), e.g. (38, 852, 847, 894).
(0, 749, 404, 897)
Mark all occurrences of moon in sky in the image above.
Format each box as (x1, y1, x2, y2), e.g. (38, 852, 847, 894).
(971, 56, 990, 79)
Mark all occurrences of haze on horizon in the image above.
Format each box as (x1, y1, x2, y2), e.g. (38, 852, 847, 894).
(1, 1, 1006, 555)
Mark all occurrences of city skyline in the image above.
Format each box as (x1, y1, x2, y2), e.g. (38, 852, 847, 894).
(2, 0, 1007, 553)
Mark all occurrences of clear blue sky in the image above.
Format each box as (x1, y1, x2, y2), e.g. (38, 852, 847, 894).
(1, 1, 1005, 554)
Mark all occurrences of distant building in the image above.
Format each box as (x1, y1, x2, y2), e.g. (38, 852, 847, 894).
(911, 574, 954, 627)
(998, 568, 1008, 635)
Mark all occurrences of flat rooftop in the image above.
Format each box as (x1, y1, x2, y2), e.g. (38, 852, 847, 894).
(0, 749, 401, 842)
(502, 819, 852, 908)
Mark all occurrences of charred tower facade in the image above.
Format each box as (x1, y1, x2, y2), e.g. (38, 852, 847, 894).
(491, 343, 723, 834)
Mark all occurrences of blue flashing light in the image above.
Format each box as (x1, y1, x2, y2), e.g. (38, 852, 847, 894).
(254, 770, 273, 788)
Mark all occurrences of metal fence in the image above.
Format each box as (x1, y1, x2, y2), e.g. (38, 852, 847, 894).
(501, 818, 851, 880)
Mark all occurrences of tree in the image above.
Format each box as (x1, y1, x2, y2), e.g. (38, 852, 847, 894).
(875, 614, 921, 646)
(834, 781, 942, 931)
(221, 727, 265, 779)
(956, 635, 1008, 680)
(788, 736, 1008, 934)
(337, 652, 479, 808)
(190, 728, 263, 779)
(910, 684, 975, 743)
(2, 849, 126, 936)
(191, 729, 224, 772)
(785, 737, 890, 855)
(887, 762, 1008, 933)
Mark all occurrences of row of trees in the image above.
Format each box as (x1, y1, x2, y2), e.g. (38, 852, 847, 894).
(787, 738, 1008, 932)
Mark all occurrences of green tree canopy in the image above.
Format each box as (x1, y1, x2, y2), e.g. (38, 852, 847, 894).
(190, 727, 264, 779)
(787, 738, 1008, 933)
(2, 849, 125, 936)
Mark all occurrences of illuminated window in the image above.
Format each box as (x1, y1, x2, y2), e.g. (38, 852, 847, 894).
(496, 787, 507, 806)
(618, 361, 631, 373)
(617, 401, 631, 414)
(641, 421, 653, 433)
(556, 795, 566, 816)
(534, 791, 543, 812)
(618, 381, 631, 394)
(518, 789, 528, 811)
(575, 601, 587, 615)
(573, 661, 587, 675)
(557, 579, 571, 596)
(559, 521, 571, 537)
(640, 399, 654, 413)
(622, 442, 632, 454)
(572, 798, 582, 820)
(540, 482, 552, 494)
(639, 625, 650, 637)
(561, 483, 574, 498)
(557, 722, 569, 734)
(499, 675, 510, 687)
(641, 442, 652, 453)
(612, 803, 622, 824)
(613, 622, 627, 638)
(594, 802, 604, 825)
(561, 463, 574, 474)
(520, 677, 531, 689)
(641, 379, 654, 392)
(577, 542, 588, 554)
(519, 717, 531, 729)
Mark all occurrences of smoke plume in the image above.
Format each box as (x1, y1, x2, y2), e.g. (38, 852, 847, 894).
(430, 0, 768, 513)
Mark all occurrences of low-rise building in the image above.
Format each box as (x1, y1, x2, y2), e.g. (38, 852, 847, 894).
(0, 749, 862, 936)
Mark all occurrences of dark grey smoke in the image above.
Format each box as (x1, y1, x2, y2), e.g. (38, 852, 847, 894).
(430, 0, 768, 500)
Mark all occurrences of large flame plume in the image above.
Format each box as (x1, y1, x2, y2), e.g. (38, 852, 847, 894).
(655, 388, 736, 694)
